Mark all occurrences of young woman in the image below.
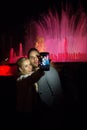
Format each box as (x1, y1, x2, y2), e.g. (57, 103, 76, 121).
(16, 57, 44, 114)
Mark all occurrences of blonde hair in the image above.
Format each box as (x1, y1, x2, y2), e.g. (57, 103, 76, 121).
(16, 57, 29, 75)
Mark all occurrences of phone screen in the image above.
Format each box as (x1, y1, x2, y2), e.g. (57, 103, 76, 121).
(39, 52, 50, 71)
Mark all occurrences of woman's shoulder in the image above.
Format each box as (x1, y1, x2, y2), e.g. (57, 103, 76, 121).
(16, 74, 32, 81)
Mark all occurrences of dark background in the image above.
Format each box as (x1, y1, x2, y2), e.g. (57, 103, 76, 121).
(0, 0, 87, 127)
(0, 62, 87, 129)
(0, 0, 87, 36)
(0, 1, 87, 127)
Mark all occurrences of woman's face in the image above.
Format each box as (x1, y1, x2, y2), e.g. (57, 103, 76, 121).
(20, 59, 33, 74)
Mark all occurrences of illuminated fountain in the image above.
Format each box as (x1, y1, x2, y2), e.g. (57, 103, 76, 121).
(6, 7, 87, 63)
(1, 8, 87, 76)
(1, 4, 87, 76)
(9, 42, 26, 64)
(0, 43, 23, 75)
(24, 8, 87, 62)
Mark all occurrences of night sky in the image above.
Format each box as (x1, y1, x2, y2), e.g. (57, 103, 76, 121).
(0, 0, 87, 60)
(0, 1, 56, 44)
(0, 0, 87, 34)
(0, 1, 54, 33)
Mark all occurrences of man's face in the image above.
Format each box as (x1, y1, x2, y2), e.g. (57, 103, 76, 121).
(29, 50, 40, 69)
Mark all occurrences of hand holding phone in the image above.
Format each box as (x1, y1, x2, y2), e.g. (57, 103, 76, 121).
(39, 52, 50, 71)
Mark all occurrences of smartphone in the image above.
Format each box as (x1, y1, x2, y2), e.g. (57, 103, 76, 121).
(39, 52, 50, 71)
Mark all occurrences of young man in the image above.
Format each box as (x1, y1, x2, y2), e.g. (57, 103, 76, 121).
(28, 48, 63, 107)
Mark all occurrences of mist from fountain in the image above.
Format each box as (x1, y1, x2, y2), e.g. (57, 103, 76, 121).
(7, 5, 87, 64)
(24, 8, 87, 62)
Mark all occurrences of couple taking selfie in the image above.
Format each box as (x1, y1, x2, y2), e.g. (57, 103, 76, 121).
(16, 48, 63, 117)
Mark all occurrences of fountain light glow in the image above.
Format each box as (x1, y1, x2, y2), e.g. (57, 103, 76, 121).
(0, 65, 12, 76)
(24, 8, 87, 62)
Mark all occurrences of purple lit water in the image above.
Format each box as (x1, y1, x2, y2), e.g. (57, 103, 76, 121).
(9, 43, 25, 63)
(9, 9, 87, 63)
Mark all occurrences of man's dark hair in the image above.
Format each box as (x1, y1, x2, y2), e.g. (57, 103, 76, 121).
(28, 48, 39, 57)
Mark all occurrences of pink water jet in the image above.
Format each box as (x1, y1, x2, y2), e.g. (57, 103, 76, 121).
(23, 9, 87, 62)
(9, 42, 26, 64)
(8, 8, 87, 63)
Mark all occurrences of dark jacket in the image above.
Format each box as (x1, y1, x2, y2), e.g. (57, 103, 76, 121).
(16, 69, 44, 113)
